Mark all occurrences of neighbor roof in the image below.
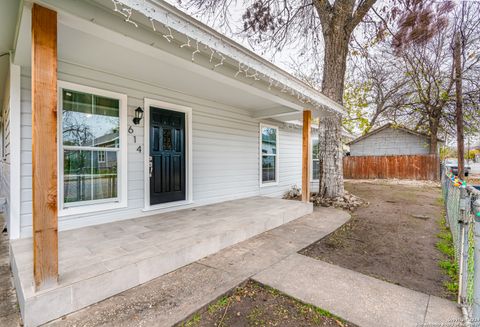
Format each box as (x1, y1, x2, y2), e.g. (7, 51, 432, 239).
(347, 123, 444, 146)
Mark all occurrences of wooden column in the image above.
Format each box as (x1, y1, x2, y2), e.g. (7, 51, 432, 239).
(302, 110, 312, 202)
(32, 4, 58, 289)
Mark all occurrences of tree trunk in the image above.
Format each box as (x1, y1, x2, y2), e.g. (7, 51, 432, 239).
(313, 0, 376, 198)
(429, 116, 439, 155)
(321, 32, 349, 103)
(318, 114, 344, 198)
(317, 30, 349, 198)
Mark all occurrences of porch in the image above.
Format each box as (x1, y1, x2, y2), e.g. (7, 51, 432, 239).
(10, 196, 312, 326)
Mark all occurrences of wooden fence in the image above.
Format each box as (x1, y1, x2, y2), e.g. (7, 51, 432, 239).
(343, 154, 440, 180)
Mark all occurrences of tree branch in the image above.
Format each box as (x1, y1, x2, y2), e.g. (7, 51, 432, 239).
(348, 0, 376, 32)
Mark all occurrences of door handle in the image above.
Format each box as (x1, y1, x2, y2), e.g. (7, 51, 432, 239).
(149, 156, 153, 178)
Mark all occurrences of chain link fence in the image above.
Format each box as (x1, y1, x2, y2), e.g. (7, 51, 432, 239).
(441, 168, 480, 324)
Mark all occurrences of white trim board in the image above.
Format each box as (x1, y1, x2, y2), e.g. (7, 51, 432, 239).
(143, 98, 193, 211)
(259, 123, 279, 188)
(9, 63, 21, 240)
(57, 80, 128, 217)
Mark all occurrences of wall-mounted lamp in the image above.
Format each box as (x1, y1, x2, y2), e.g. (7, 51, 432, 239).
(133, 107, 144, 125)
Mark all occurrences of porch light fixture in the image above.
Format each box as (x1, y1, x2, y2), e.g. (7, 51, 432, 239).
(133, 107, 144, 125)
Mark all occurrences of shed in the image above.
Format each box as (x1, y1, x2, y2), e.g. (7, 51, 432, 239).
(343, 124, 442, 181)
(348, 123, 443, 156)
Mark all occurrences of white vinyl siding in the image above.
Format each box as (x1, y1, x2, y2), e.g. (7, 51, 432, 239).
(18, 61, 304, 237)
(1, 64, 21, 239)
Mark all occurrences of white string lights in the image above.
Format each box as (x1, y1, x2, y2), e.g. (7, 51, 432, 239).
(180, 36, 191, 48)
(112, 0, 138, 27)
(206, 45, 215, 62)
(163, 26, 174, 42)
(110, 0, 330, 113)
(235, 62, 246, 77)
(149, 17, 156, 31)
(191, 40, 200, 61)
(214, 53, 225, 68)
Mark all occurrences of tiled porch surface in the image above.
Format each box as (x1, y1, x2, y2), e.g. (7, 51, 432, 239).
(10, 197, 312, 327)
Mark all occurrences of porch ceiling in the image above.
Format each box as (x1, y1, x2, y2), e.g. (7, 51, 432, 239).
(14, 0, 313, 119)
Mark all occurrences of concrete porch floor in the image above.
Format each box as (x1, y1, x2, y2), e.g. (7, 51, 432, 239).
(10, 197, 312, 327)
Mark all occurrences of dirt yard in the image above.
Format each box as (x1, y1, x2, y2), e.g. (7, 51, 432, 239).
(301, 180, 450, 299)
(178, 280, 355, 327)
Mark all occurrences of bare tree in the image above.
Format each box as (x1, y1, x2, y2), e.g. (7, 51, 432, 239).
(344, 1, 480, 153)
(344, 44, 414, 134)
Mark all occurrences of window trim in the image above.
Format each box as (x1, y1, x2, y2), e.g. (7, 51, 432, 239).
(311, 137, 319, 181)
(259, 123, 279, 187)
(97, 150, 106, 163)
(57, 81, 128, 217)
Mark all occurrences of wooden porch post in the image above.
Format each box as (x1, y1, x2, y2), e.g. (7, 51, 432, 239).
(32, 4, 58, 289)
(302, 110, 311, 203)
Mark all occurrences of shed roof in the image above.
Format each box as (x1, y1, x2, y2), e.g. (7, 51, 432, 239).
(347, 123, 444, 146)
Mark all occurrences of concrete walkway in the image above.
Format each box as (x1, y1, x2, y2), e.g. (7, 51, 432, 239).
(44, 206, 461, 327)
(254, 253, 462, 327)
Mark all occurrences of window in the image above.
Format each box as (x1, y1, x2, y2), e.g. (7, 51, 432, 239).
(97, 150, 106, 163)
(260, 124, 278, 185)
(59, 82, 126, 212)
(312, 138, 319, 180)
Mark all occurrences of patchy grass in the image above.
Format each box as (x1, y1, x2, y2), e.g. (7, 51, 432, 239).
(180, 313, 201, 327)
(175, 280, 355, 327)
(436, 212, 459, 296)
(207, 296, 229, 314)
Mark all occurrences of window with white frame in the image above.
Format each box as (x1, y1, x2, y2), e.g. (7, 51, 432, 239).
(97, 150, 106, 163)
(312, 138, 319, 180)
(260, 124, 278, 184)
(60, 85, 124, 208)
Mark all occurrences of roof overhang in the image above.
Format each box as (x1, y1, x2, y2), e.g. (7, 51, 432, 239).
(115, 0, 345, 116)
(14, 0, 345, 122)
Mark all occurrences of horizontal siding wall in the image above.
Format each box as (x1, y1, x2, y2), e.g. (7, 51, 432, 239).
(350, 128, 431, 156)
(19, 61, 303, 237)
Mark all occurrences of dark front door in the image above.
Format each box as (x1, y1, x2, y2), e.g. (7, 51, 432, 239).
(149, 107, 186, 205)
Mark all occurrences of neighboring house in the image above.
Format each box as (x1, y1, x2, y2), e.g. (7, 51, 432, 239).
(348, 123, 443, 156)
(0, 1, 344, 325)
(343, 123, 442, 181)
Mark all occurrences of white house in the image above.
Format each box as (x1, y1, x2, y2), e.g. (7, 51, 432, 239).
(0, 0, 344, 325)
